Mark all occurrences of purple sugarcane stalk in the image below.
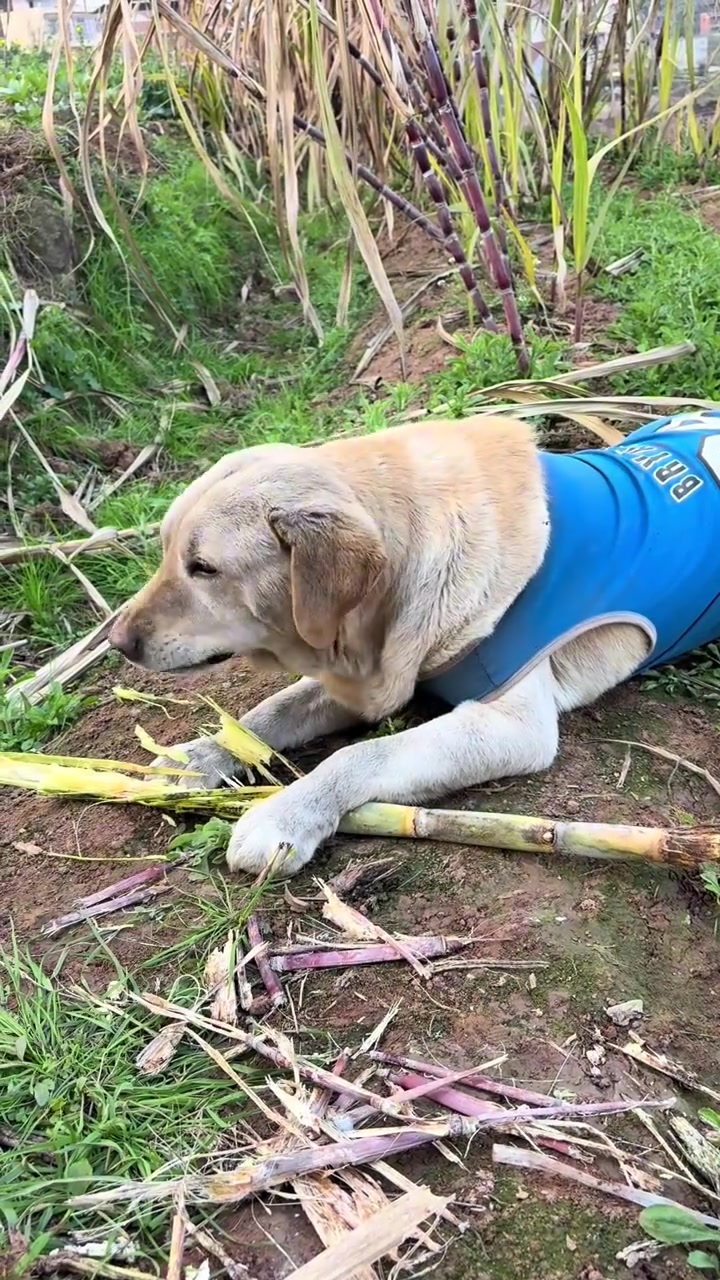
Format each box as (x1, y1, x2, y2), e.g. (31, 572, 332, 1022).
(462, 1, 518, 267)
(270, 935, 470, 973)
(414, 18, 529, 369)
(42, 883, 169, 937)
(405, 116, 496, 329)
(365, 0, 495, 326)
(246, 914, 285, 1008)
(368, 1050, 558, 1109)
(74, 865, 167, 909)
(311, 1049, 351, 1118)
(388, 1071, 587, 1161)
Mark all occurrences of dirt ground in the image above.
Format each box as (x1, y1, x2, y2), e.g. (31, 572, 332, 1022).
(3, 655, 719, 1280)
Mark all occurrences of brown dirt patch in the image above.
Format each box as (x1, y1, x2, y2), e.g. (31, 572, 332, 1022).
(696, 192, 720, 234)
(347, 223, 461, 386)
(348, 221, 627, 390)
(2, 654, 719, 1276)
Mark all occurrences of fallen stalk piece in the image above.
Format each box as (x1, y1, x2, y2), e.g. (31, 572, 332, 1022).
(247, 915, 285, 1008)
(339, 804, 720, 869)
(386, 1072, 584, 1160)
(42, 882, 169, 937)
(492, 1144, 720, 1229)
(70, 1097, 671, 1209)
(368, 1050, 556, 1108)
(270, 935, 470, 972)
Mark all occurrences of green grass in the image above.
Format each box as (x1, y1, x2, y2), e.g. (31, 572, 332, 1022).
(596, 188, 720, 399)
(0, 659, 92, 753)
(0, 850, 290, 1260)
(0, 939, 253, 1253)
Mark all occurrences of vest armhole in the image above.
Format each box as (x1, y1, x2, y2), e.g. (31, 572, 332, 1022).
(476, 613, 656, 705)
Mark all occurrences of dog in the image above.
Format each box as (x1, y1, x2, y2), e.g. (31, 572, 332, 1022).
(109, 410, 720, 875)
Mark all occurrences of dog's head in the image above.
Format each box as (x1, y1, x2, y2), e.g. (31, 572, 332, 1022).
(109, 444, 387, 673)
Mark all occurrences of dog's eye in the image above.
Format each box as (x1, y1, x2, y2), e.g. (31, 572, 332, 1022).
(187, 558, 218, 578)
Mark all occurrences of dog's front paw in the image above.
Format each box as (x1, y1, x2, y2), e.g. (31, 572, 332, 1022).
(226, 783, 340, 876)
(150, 737, 244, 791)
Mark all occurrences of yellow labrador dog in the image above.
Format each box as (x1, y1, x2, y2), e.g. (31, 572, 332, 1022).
(109, 410, 720, 875)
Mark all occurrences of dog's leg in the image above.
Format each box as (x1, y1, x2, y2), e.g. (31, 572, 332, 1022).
(241, 677, 362, 747)
(150, 678, 361, 787)
(227, 663, 559, 874)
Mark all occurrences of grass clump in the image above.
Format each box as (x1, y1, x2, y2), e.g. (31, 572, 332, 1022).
(0, 938, 258, 1254)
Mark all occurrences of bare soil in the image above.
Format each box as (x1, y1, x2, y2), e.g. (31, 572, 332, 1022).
(347, 221, 625, 391)
(3, 656, 719, 1279)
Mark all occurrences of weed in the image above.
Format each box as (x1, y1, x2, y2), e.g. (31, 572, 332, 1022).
(640, 1205, 720, 1274)
(168, 817, 233, 867)
(700, 863, 720, 914)
(0, 659, 91, 753)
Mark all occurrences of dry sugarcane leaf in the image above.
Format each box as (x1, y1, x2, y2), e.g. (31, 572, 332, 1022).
(617, 1035, 720, 1104)
(319, 884, 430, 979)
(205, 935, 238, 1026)
(292, 1176, 378, 1280)
(284, 1186, 448, 1279)
(16, 422, 97, 533)
(136, 1022, 187, 1076)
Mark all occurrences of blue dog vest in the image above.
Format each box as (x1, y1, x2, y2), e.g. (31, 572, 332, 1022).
(423, 412, 720, 706)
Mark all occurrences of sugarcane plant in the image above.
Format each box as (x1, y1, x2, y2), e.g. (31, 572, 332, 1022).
(50, 0, 720, 364)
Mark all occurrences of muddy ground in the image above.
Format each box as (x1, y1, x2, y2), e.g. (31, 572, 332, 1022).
(3, 655, 719, 1280)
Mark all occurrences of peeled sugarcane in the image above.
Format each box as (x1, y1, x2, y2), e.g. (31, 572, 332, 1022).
(339, 804, 720, 870)
(2, 749, 718, 871)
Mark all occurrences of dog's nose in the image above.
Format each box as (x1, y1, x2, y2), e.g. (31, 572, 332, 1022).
(108, 616, 144, 663)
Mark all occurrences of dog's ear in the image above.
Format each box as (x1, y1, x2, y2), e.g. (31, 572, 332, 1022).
(268, 502, 386, 648)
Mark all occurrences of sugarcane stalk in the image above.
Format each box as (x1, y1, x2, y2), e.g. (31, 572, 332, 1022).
(338, 804, 720, 870)
(404, 117, 497, 329)
(70, 1096, 672, 1209)
(493, 1145, 720, 1229)
(270, 935, 469, 973)
(361, 0, 496, 329)
(369, 1050, 556, 1108)
(6, 755, 720, 870)
(407, 5, 529, 369)
(42, 883, 169, 937)
(462, 0, 518, 266)
(133, 993, 416, 1120)
(386, 1071, 585, 1161)
(246, 914, 285, 1009)
(73, 864, 167, 908)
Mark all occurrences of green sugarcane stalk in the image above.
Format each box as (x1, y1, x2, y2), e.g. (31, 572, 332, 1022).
(338, 804, 720, 870)
(5, 756, 719, 870)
